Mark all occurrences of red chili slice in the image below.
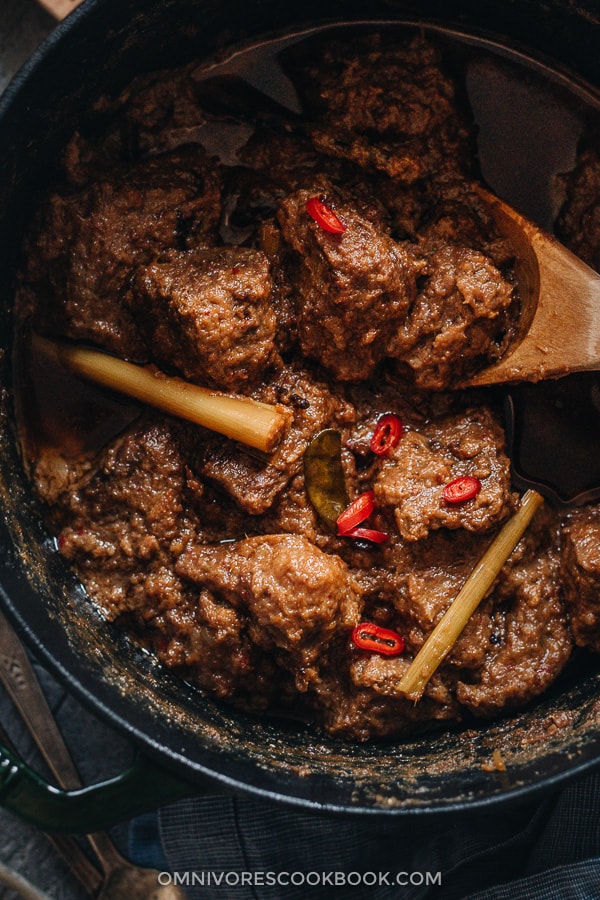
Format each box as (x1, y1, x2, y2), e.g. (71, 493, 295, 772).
(370, 413, 403, 456)
(351, 622, 404, 656)
(305, 196, 347, 234)
(336, 490, 375, 534)
(341, 526, 389, 544)
(442, 475, 482, 504)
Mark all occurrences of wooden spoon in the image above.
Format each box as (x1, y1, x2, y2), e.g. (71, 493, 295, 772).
(35, 0, 83, 20)
(465, 185, 600, 386)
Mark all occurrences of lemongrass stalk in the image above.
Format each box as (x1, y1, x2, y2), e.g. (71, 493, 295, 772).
(397, 489, 544, 701)
(40, 337, 290, 453)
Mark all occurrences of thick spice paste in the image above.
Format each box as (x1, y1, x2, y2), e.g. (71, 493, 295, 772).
(16, 30, 600, 741)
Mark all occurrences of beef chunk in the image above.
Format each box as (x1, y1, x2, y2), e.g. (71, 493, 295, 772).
(61, 67, 210, 185)
(278, 184, 421, 380)
(257, 220, 298, 352)
(560, 506, 600, 651)
(195, 364, 355, 514)
(311, 35, 461, 140)
(49, 418, 279, 706)
(310, 128, 422, 183)
(278, 182, 514, 388)
(151, 587, 279, 708)
(26, 146, 222, 359)
(177, 534, 362, 691)
(297, 34, 473, 185)
(416, 179, 517, 269)
(238, 129, 345, 192)
(311, 661, 461, 741)
(118, 66, 211, 158)
(32, 446, 102, 510)
(381, 528, 496, 670)
(390, 244, 515, 389)
(555, 144, 600, 271)
(131, 246, 278, 390)
(56, 418, 197, 620)
(374, 408, 515, 541)
(456, 517, 572, 716)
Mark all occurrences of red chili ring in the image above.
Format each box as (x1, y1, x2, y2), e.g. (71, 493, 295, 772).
(351, 622, 404, 656)
(305, 196, 347, 234)
(336, 491, 375, 534)
(341, 526, 389, 544)
(442, 475, 482, 504)
(370, 413, 403, 456)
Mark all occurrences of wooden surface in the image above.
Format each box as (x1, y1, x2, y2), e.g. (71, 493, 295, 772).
(36, 0, 83, 21)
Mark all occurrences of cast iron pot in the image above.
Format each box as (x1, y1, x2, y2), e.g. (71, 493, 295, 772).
(1, 0, 599, 830)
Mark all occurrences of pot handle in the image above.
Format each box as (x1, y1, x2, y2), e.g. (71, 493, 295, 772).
(0, 739, 204, 833)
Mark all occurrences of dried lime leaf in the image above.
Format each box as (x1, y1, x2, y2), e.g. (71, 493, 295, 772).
(303, 429, 349, 530)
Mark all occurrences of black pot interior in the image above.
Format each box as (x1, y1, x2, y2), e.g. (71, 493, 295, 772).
(1, 0, 600, 815)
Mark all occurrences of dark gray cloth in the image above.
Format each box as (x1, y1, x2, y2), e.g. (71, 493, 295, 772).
(155, 773, 600, 899)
